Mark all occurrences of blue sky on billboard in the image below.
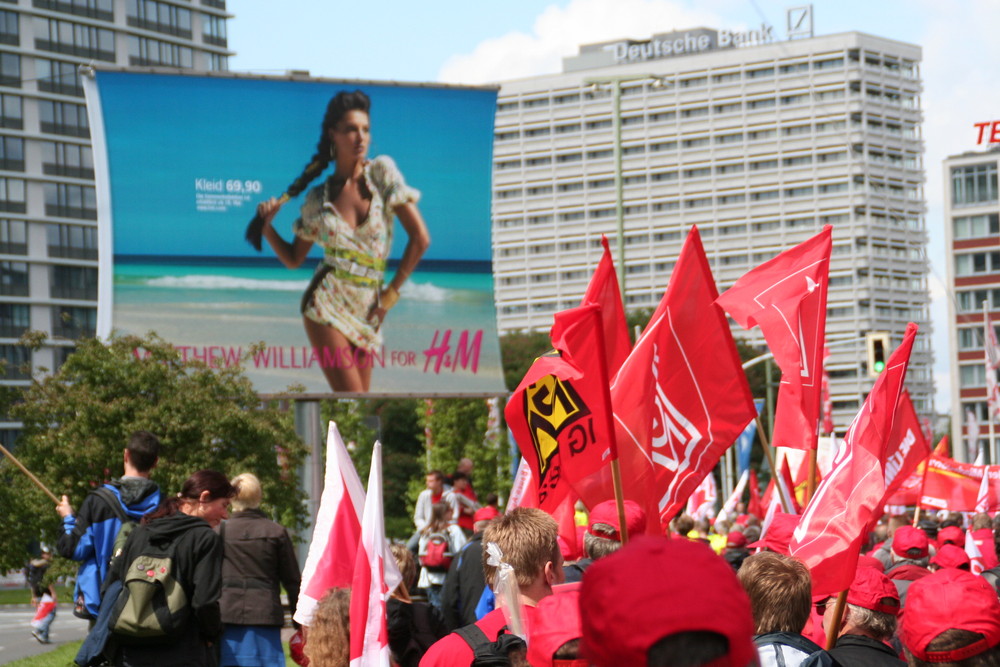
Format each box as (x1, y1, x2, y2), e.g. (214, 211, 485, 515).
(99, 72, 496, 263)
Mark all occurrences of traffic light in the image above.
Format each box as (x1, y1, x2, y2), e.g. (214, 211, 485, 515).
(866, 332, 890, 377)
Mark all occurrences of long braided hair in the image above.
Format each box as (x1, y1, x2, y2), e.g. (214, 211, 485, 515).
(285, 90, 371, 198)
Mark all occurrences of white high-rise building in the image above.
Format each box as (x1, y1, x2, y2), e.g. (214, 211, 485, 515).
(492, 27, 934, 431)
(0, 0, 231, 446)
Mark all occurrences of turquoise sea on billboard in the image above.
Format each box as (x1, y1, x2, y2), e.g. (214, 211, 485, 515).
(88, 71, 504, 395)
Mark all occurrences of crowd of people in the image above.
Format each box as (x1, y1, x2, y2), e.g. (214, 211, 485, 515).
(36, 442, 1000, 667)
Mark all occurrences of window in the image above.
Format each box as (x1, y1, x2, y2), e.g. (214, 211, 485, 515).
(712, 72, 741, 83)
(751, 189, 779, 201)
(622, 145, 645, 155)
(41, 141, 93, 178)
(0, 219, 25, 254)
(37, 58, 82, 95)
(203, 14, 225, 45)
(0, 303, 28, 337)
(0, 93, 21, 129)
(555, 122, 580, 134)
(44, 183, 96, 219)
(649, 111, 675, 122)
(716, 132, 743, 145)
(495, 159, 520, 171)
(747, 67, 774, 79)
(750, 159, 777, 171)
(955, 251, 1000, 276)
(954, 213, 1000, 240)
(718, 194, 745, 205)
(782, 124, 811, 137)
(588, 178, 613, 189)
(952, 164, 998, 205)
(784, 155, 812, 167)
(683, 167, 711, 179)
(717, 163, 744, 175)
(956, 289, 1000, 313)
(495, 130, 519, 141)
(585, 119, 612, 130)
(558, 152, 583, 163)
(525, 126, 550, 137)
(0, 9, 17, 45)
(960, 364, 987, 388)
(786, 186, 814, 198)
(0, 177, 24, 212)
(38, 100, 88, 137)
(682, 137, 709, 148)
(681, 106, 708, 118)
(35, 17, 115, 60)
(714, 102, 741, 114)
(0, 344, 30, 379)
(128, 36, 193, 67)
(50, 265, 97, 299)
(47, 223, 97, 259)
(0, 52, 20, 86)
(497, 101, 518, 113)
(779, 62, 809, 75)
(814, 57, 844, 70)
(52, 305, 95, 338)
(31, 0, 113, 21)
(554, 93, 579, 105)
(752, 220, 779, 232)
(651, 170, 677, 181)
(526, 185, 552, 196)
(0, 135, 22, 170)
(583, 150, 608, 160)
(747, 97, 776, 110)
(0, 260, 27, 296)
(557, 182, 582, 193)
(125, 0, 194, 37)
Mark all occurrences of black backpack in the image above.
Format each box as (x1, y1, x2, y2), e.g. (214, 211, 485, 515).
(455, 623, 526, 667)
(982, 566, 1000, 597)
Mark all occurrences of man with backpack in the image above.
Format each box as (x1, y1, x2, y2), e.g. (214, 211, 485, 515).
(56, 430, 162, 621)
(420, 507, 564, 666)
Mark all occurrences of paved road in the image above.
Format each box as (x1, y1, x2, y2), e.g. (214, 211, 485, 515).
(0, 604, 89, 665)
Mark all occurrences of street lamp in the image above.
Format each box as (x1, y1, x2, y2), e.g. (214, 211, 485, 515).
(583, 74, 670, 305)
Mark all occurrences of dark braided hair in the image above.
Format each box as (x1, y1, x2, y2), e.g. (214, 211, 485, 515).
(285, 90, 371, 198)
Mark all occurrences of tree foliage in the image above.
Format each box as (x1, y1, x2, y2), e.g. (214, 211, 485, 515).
(498, 330, 550, 391)
(0, 333, 308, 570)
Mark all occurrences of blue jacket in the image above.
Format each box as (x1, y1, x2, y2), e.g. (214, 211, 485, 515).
(57, 477, 160, 617)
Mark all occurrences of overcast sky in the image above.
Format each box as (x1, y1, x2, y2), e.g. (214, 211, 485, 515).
(228, 0, 1000, 413)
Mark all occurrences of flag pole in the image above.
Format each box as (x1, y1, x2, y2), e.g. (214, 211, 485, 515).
(825, 590, 848, 650)
(590, 305, 629, 544)
(0, 443, 60, 504)
(806, 448, 818, 505)
(985, 300, 996, 465)
(913, 455, 930, 527)
(755, 416, 792, 513)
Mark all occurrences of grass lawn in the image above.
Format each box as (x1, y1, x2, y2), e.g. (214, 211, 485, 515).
(0, 637, 300, 666)
(0, 586, 74, 606)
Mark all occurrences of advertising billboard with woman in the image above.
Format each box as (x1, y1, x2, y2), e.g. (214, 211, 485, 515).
(85, 70, 503, 395)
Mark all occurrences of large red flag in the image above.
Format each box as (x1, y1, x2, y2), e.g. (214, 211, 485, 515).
(716, 226, 832, 451)
(349, 441, 402, 667)
(504, 309, 614, 515)
(790, 323, 917, 596)
(294, 421, 365, 626)
(610, 227, 757, 526)
(582, 235, 630, 377)
(919, 457, 1000, 511)
(881, 389, 930, 502)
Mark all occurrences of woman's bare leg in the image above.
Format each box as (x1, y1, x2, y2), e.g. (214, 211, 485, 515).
(303, 317, 367, 392)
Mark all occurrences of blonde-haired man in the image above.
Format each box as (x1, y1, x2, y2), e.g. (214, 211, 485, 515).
(420, 507, 564, 666)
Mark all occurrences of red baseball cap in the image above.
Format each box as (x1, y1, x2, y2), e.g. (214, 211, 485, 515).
(726, 531, 748, 549)
(930, 544, 971, 570)
(746, 512, 797, 555)
(938, 525, 965, 546)
(473, 506, 500, 523)
(580, 536, 755, 667)
(527, 589, 584, 667)
(892, 526, 929, 559)
(846, 567, 900, 616)
(856, 554, 885, 572)
(588, 499, 646, 542)
(900, 569, 1000, 662)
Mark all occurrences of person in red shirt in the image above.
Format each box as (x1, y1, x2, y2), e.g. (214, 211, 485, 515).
(419, 507, 564, 666)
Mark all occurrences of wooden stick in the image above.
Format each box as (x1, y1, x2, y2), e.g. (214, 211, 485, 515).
(755, 416, 792, 513)
(611, 458, 629, 545)
(0, 443, 60, 504)
(825, 590, 848, 650)
(806, 448, 818, 504)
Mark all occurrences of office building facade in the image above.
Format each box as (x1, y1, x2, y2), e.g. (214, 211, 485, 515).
(492, 28, 934, 431)
(944, 148, 1000, 462)
(0, 0, 231, 445)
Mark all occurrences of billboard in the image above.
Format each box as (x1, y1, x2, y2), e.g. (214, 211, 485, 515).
(85, 70, 504, 395)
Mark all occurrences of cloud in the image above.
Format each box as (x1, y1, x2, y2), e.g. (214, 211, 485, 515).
(437, 0, 721, 84)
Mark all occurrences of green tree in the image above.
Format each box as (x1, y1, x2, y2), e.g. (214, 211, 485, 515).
(0, 332, 308, 570)
(498, 330, 550, 391)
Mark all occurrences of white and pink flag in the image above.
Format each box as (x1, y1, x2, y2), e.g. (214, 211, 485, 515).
(294, 422, 365, 626)
(349, 441, 402, 667)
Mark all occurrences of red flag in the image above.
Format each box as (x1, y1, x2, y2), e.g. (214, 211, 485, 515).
(716, 226, 832, 451)
(882, 389, 930, 502)
(294, 422, 365, 626)
(349, 441, 402, 667)
(504, 307, 614, 514)
(582, 235, 630, 377)
(933, 436, 950, 458)
(610, 227, 756, 526)
(919, 456, 1000, 511)
(686, 470, 718, 521)
(747, 469, 764, 518)
(790, 323, 918, 596)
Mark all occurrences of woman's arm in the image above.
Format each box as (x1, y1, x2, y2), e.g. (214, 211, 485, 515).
(370, 201, 430, 321)
(256, 198, 313, 268)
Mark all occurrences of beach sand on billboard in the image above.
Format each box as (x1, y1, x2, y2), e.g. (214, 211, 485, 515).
(113, 263, 505, 394)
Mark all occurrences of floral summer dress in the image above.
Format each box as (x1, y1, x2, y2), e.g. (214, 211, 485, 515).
(293, 155, 419, 352)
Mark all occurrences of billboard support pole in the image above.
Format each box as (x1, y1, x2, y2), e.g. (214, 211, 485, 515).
(295, 400, 324, 567)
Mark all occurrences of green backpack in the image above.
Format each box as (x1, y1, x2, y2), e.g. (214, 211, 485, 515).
(108, 535, 189, 644)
